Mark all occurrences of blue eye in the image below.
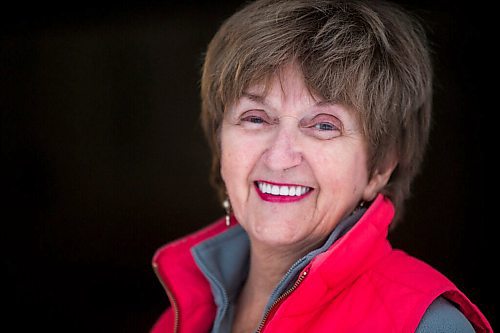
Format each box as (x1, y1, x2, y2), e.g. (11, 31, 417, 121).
(238, 112, 272, 129)
(300, 113, 342, 140)
(314, 122, 335, 131)
(247, 116, 265, 124)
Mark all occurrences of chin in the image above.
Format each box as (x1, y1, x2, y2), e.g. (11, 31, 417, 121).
(250, 223, 306, 246)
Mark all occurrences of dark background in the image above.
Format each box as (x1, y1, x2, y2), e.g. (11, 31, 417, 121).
(1, 0, 494, 332)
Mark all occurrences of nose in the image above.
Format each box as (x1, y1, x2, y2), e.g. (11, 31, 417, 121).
(263, 116, 303, 171)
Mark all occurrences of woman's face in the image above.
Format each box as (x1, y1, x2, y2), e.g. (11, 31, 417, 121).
(220, 64, 382, 248)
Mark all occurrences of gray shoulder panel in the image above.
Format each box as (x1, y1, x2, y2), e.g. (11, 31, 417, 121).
(416, 296, 475, 333)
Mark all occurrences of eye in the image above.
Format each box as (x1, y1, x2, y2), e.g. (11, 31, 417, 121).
(301, 113, 342, 140)
(239, 110, 273, 129)
(242, 115, 265, 124)
(314, 122, 336, 131)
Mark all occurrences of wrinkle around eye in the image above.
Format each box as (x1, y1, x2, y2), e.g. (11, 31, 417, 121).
(300, 113, 342, 136)
(301, 127, 341, 140)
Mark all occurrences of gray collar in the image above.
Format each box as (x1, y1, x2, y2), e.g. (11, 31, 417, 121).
(192, 207, 366, 333)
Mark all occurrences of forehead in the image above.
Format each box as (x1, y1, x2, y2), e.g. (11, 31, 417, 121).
(242, 66, 323, 106)
(241, 73, 355, 115)
(229, 63, 361, 126)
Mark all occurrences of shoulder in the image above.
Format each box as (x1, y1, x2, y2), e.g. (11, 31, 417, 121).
(152, 217, 227, 265)
(416, 297, 475, 333)
(370, 249, 456, 294)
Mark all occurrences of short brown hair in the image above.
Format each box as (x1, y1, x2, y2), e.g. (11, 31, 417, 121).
(200, 0, 432, 226)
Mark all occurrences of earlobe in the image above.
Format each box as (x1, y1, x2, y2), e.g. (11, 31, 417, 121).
(363, 155, 398, 202)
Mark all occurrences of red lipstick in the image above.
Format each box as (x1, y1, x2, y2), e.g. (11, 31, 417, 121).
(254, 181, 313, 203)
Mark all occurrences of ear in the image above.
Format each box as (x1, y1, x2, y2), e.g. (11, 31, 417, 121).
(362, 151, 398, 202)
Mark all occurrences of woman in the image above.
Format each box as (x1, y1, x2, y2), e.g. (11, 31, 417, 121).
(151, 0, 492, 332)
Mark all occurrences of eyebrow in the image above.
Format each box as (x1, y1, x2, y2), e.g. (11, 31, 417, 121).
(241, 91, 333, 108)
(241, 92, 269, 107)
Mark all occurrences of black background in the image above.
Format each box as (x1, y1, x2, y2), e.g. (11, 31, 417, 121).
(1, 0, 494, 332)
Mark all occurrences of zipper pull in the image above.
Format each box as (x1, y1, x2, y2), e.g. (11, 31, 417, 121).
(255, 267, 310, 332)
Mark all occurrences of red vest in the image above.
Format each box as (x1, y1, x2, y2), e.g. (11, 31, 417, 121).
(151, 195, 492, 332)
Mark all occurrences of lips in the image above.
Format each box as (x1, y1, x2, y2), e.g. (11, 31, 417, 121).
(255, 180, 313, 203)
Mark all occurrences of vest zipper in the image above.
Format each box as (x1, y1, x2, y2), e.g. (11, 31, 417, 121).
(255, 267, 310, 333)
(153, 262, 180, 333)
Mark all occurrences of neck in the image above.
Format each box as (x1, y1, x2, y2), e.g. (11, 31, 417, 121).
(242, 237, 322, 303)
(232, 239, 319, 333)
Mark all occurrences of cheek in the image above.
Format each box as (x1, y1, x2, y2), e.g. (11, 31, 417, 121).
(220, 141, 237, 185)
(220, 127, 258, 186)
(220, 126, 236, 181)
(311, 145, 369, 193)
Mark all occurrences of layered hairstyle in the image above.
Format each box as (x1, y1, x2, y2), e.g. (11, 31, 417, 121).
(200, 0, 433, 226)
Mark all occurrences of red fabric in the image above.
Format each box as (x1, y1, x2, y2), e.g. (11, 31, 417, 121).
(151, 195, 492, 332)
(151, 218, 231, 333)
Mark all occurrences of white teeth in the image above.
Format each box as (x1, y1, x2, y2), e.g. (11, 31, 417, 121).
(271, 185, 280, 195)
(257, 182, 311, 196)
(279, 186, 289, 195)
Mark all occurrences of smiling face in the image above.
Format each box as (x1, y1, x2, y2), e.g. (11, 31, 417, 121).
(220, 64, 385, 249)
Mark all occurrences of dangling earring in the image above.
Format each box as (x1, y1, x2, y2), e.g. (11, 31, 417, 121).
(351, 200, 366, 215)
(223, 198, 231, 227)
